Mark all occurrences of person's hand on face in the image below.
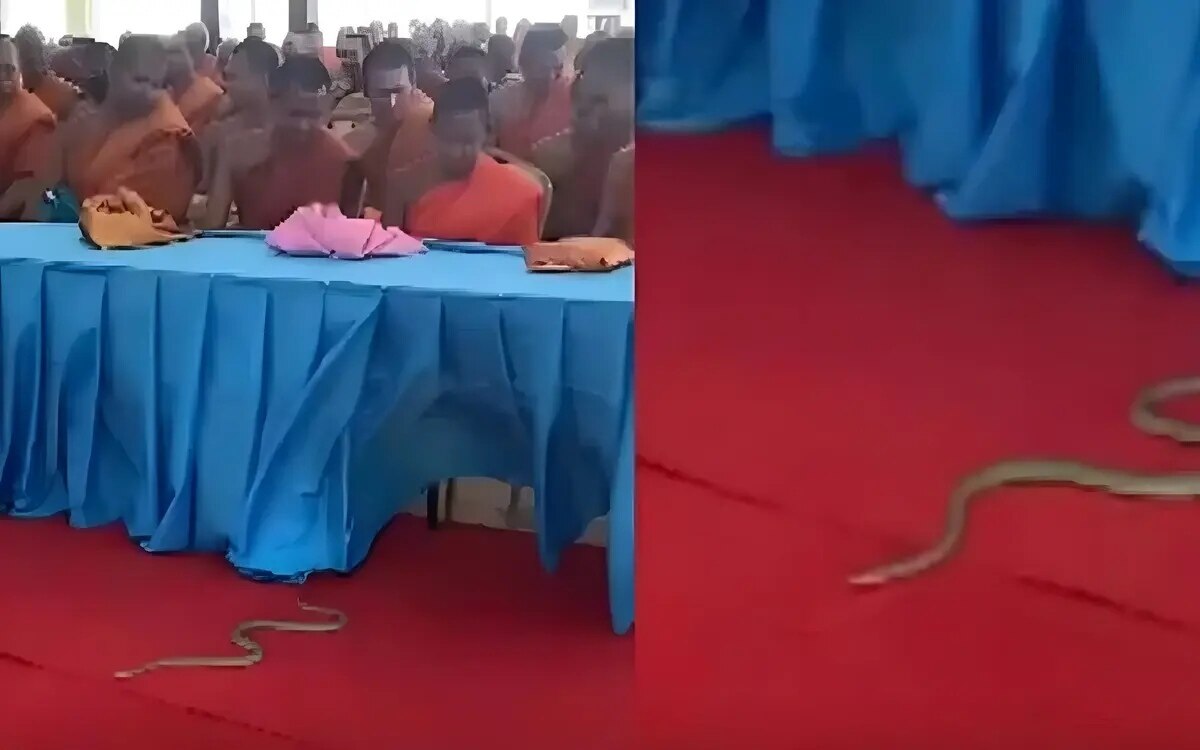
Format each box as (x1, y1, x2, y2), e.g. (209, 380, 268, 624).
(365, 66, 413, 126)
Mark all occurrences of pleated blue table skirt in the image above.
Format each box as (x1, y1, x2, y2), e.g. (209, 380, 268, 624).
(637, 0, 1200, 276)
(0, 225, 635, 634)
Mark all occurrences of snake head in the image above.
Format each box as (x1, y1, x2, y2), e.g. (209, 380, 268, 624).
(847, 571, 890, 587)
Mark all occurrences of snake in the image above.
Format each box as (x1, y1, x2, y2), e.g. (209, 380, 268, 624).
(849, 376, 1200, 587)
(114, 600, 347, 679)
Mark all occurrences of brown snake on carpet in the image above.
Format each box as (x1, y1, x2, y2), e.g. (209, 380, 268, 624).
(114, 600, 347, 679)
(849, 376, 1200, 586)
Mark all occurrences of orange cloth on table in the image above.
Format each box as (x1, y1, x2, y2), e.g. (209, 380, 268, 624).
(407, 153, 541, 246)
(359, 90, 435, 214)
(30, 74, 79, 122)
(234, 129, 352, 229)
(0, 89, 56, 195)
(65, 94, 200, 224)
(493, 75, 573, 160)
(523, 236, 633, 272)
(173, 75, 224, 136)
(79, 187, 190, 249)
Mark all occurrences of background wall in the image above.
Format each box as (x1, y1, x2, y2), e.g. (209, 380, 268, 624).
(0, 0, 633, 45)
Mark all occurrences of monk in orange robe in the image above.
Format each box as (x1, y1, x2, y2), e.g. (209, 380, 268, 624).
(52, 35, 200, 223)
(531, 37, 633, 243)
(14, 26, 80, 122)
(166, 33, 224, 137)
(388, 78, 542, 246)
(489, 25, 573, 160)
(0, 35, 56, 220)
(345, 41, 435, 217)
(205, 56, 355, 229)
(199, 37, 277, 192)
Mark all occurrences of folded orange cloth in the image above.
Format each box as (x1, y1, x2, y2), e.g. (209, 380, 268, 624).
(79, 188, 193, 249)
(523, 236, 634, 272)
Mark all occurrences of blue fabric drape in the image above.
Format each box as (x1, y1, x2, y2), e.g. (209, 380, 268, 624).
(637, 0, 1200, 274)
(0, 226, 634, 633)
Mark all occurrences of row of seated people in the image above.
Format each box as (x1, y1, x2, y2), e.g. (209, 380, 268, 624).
(0, 27, 633, 248)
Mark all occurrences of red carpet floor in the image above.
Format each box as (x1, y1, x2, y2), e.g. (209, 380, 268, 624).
(0, 516, 631, 749)
(636, 129, 1200, 748)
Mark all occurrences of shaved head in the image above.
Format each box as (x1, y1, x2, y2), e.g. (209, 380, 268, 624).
(109, 35, 167, 116)
(113, 34, 166, 72)
(164, 33, 200, 89)
(183, 23, 209, 60)
(14, 25, 47, 77)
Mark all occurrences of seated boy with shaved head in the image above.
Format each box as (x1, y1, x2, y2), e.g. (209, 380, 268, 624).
(50, 34, 200, 223)
(387, 78, 542, 246)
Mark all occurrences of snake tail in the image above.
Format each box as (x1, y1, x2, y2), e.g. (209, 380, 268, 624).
(847, 459, 1200, 587)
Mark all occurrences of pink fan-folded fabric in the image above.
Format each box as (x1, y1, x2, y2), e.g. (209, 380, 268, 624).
(265, 204, 426, 259)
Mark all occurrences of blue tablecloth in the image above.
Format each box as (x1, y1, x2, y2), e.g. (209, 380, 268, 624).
(0, 225, 634, 633)
(637, 0, 1200, 276)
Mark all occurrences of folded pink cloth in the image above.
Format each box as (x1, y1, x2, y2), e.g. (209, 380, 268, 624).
(265, 204, 426, 259)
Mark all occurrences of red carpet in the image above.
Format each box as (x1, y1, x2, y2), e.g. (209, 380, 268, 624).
(0, 516, 631, 749)
(637, 130, 1200, 747)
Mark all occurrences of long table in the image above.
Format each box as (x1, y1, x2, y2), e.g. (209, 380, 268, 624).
(0, 225, 634, 633)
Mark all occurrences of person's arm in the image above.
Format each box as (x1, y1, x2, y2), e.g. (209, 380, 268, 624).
(593, 145, 633, 240)
(486, 88, 505, 147)
(34, 109, 84, 197)
(202, 146, 236, 229)
(382, 157, 436, 231)
(197, 118, 225, 194)
(202, 128, 269, 229)
(339, 159, 365, 218)
(145, 133, 203, 225)
(499, 196, 542, 246)
(489, 147, 553, 238)
(381, 164, 411, 230)
(0, 122, 56, 218)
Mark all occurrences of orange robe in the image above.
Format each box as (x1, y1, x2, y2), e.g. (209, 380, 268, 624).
(173, 75, 225, 137)
(492, 75, 573, 160)
(359, 90, 435, 214)
(65, 95, 200, 223)
(234, 129, 352, 229)
(30, 74, 79, 122)
(0, 90, 56, 216)
(407, 153, 541, 245)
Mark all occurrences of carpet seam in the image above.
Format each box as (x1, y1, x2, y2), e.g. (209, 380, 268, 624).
(639, 457, 1200, 634)
(0, 650, 325, 749)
